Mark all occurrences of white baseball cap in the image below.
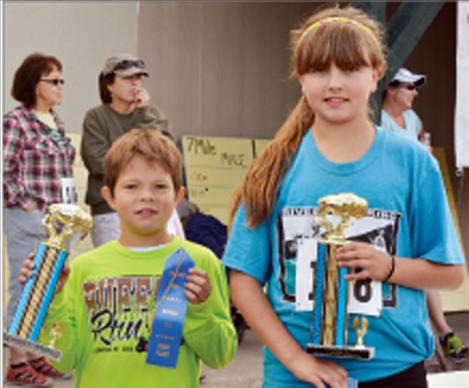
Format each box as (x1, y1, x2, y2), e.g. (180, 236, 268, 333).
(391, 68, 426, 87)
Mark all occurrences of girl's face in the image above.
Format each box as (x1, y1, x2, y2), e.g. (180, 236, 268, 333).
(300, 63, 378, 126)
(35, 66, 63, 109)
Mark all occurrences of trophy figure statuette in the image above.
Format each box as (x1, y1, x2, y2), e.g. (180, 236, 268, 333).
(4, 204, 92, 360)
(306, 193, 374, 359)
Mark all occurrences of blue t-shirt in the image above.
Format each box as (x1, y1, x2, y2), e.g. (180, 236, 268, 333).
(222, 127, 464, 386)
(381, 109, 422, 141)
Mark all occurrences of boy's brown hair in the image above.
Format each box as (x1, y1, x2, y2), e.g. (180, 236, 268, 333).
(104, 128, 183, 195)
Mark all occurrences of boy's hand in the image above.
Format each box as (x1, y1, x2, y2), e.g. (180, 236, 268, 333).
(337, 242, 392, 281)
(19, 252, 70, 293)
(185, 268, 211, 304)
(287, 350, 348, 388)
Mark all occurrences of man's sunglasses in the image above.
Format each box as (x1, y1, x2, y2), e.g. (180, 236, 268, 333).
(40, 78, 65, 86)
(389, 80, 417, 91)
(400, 84, 417, 91)
(113, 59, 145, 72)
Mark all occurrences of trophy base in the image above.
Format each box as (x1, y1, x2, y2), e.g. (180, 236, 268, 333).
(306, 343, 374, 360)
(4, 333, 61, 361)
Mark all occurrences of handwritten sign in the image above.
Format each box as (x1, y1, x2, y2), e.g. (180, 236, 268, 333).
(253, 139, 271, 158)
(182, 136, 254, 223)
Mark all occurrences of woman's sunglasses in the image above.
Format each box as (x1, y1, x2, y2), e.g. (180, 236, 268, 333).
(40, 78, 65, 86)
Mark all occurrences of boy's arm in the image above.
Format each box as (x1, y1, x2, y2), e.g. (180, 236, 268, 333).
(183, 260, 238, 369)
(230, 270, 348, 388)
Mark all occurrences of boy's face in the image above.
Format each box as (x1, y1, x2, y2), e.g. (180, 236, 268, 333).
(101, 155, 185, 246)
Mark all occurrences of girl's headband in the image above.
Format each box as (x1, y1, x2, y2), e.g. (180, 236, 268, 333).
(300, 16, 374, 41)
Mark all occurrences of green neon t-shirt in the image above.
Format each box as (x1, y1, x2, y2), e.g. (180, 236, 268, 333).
(40, 237, 237, 388)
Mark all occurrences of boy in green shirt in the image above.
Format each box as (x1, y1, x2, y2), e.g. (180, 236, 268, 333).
(21, 128, 238, 387)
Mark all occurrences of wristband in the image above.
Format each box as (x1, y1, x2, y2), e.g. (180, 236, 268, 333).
(383, 254, 396, 282)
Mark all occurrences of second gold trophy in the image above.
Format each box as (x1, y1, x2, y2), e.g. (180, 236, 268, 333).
(307, 193, 374, 359)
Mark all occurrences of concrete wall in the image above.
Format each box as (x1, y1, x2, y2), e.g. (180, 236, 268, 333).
(3, 1, 139, 134)
(138, 2, 314, 140)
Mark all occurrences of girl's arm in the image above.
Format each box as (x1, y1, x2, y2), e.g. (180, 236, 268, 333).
(390, 258, 464, 289)
(230, 270, 348, 388)
(337, 242, 465, 289)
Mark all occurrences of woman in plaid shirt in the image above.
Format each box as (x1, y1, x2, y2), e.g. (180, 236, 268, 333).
(3, 53, 75, 386)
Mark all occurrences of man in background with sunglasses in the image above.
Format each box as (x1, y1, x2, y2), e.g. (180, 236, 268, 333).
(381, 67, 430, 143)
(381, 68, 469, 365)
(81, 53, 183, 247)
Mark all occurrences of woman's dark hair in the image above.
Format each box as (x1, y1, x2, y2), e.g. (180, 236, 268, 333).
(11, 53, 62, 108)
(98, 72, 116, 104)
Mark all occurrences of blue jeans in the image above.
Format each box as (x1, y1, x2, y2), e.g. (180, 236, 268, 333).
(4, 207, 47, 325)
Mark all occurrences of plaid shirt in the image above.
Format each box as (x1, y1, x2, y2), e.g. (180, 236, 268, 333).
(3, 105, 76, 209)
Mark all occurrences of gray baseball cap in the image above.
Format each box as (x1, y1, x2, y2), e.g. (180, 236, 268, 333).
(101, 53, 149, 77)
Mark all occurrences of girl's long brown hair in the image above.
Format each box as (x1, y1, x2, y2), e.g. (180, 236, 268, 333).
(229, 4, 388, 228)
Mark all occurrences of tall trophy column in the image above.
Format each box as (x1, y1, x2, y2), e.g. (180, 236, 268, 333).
(4, 204, 92, 360)
(307, 193, 374, 359)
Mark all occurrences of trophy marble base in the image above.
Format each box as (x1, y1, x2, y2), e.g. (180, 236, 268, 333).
(306, 343, 374, 360)
(4, 333, 61, 360)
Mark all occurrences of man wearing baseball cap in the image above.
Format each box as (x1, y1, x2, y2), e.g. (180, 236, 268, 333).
(81, 53, 177, 247)
(381, 67, 427, 141)
(392, 67, 427, 88)
(381, 68, 469, 364)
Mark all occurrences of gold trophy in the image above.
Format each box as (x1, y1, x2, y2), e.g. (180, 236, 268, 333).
(306, 193, 374, 359)
(4, 204, 92, 360)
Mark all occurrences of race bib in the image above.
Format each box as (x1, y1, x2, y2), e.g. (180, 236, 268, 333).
(60, 178, 77, 204)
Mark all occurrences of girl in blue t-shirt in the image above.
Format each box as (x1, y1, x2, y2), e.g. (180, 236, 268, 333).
(222, 4, 465, 388)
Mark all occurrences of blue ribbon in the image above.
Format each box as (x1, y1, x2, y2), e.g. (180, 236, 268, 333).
(146, 247, 195, 368)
